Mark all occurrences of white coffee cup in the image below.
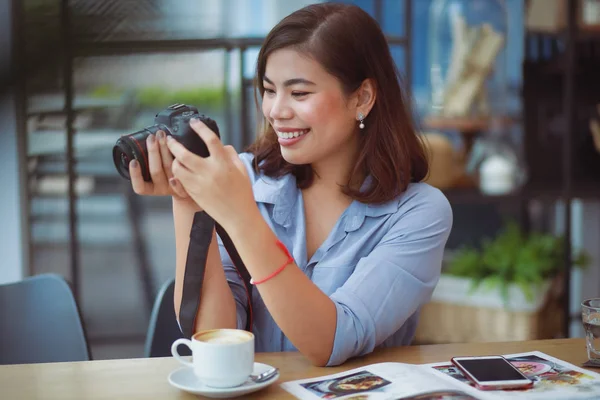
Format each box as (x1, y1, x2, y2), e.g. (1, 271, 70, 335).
(171, 328, 255, 388)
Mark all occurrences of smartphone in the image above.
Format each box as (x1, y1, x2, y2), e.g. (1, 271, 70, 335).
(451, 355, 534, 391)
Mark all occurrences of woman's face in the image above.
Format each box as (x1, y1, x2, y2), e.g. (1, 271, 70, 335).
(261, 48, 359, 167)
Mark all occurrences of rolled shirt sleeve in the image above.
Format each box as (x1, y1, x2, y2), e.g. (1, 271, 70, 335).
(326, 191, 453, 366)
(217, 233, 249, 330)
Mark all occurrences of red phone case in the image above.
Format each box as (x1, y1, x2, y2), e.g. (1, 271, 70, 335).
(451, 357, 534, 391)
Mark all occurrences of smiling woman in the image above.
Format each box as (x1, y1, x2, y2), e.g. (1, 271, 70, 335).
(259, 48, 365, 175)
(128, 2, 453, 367)
(249, 3, 429, 203)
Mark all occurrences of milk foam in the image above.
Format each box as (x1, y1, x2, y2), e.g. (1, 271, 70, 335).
(204, 336, 246, 344)
(197, 331, 251, 344)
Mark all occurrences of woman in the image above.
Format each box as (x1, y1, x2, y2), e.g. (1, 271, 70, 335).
(129, 3, 452, 367)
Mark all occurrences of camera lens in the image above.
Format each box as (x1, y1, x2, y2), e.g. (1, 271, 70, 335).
(120, 152, 129, 167)
(112, 129, 152, 181)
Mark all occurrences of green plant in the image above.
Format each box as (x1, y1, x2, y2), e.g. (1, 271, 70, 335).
(446, 221, 590, 303)
(89, 85, 227, 110)
(89, 85, 124, 99)
(135, 86, 226, 110)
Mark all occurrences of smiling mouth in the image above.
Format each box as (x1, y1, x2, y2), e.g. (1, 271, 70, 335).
(275, 129, 310, 139)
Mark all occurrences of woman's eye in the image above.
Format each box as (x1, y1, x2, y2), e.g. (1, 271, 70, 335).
(292, 92, 309, 98)
(264, 88, 275, 95)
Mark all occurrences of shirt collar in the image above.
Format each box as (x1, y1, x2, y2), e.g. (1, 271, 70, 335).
(345, 176, 400, 231)
(252, 173, 298, 228)
(252, 173, 400, 231)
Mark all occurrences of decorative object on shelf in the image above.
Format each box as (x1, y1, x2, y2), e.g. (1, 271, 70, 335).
(466, 125, 527, 195)
(421, 132, 465, 189)
(582, 0, 600, 28)
(425, 0, 514, 190)
(478, 154, 518, 195)
(526, 0, 600, 33)
(415, 221, 590, 344)
(428, 0, 508, 119)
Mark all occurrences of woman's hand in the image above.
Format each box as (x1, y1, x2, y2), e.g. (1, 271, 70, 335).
(166, 118, 257, 230)
(129, 130, 190, 200)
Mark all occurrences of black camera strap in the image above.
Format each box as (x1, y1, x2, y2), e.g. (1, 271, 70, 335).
(179, 211, 253, 339)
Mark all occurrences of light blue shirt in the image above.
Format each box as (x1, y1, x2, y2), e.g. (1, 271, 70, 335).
(218, 152, 453, 366)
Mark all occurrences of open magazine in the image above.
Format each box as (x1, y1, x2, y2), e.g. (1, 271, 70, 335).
(281, 351, 600, 400)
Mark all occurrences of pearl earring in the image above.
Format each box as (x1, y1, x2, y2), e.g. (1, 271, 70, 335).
(358, 113, 365, 129)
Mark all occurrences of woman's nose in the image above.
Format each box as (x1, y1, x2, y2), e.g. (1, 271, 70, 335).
(269, 96, 293, 120)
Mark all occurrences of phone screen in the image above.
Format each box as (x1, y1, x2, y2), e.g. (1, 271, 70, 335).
(455, 358, 528, 382)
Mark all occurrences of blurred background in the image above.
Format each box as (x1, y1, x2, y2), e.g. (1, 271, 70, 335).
(1, 0, 600, 360)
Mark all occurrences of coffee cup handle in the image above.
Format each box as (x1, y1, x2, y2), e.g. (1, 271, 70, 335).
(171, 338, 194, 367)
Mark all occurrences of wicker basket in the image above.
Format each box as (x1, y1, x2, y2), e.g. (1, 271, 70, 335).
(414, 274, 564, 344)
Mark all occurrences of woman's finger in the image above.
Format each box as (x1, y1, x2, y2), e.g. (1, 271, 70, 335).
(168, 161, 190, 198)
(223, 145, 247, 174)
(168, 177, 188, 198)
(223, 145, 237, 158)
(166, 135, 203, 171)
(171, 159, 199, 190)
(156, 130, 174, 180)
(129, 160, 153, 194)
(190, 118, 224, 158)
(147, 134, 169, 188)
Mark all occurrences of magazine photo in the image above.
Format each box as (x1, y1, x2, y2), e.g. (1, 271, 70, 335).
(281, 351, 600, 400)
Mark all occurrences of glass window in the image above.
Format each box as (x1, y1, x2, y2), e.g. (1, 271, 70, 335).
(383, 0, 406, 36)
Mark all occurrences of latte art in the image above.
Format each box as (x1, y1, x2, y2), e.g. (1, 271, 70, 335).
(204, 336, 247, 344)
(195, 330, 252, 345)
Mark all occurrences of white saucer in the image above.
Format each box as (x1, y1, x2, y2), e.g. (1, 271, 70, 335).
(168, 362, 279, 399)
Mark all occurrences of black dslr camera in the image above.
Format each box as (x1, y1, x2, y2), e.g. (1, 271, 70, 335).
(112, 104, 220, 182)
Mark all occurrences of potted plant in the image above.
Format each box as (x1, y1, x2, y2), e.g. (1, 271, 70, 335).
(415, 221, 590, 344)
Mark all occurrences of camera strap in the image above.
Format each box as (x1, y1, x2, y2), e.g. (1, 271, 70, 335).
(179, 211, 253, 339)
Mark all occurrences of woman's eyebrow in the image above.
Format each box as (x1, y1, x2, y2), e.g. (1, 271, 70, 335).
(263, 76, 316, 87)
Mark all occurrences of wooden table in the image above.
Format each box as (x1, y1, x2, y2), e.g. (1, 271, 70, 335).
(0, 339, 593, 399)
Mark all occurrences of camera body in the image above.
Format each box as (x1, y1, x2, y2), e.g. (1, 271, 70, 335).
(112, 104, 220, 182)
(153, 104, 220, 157)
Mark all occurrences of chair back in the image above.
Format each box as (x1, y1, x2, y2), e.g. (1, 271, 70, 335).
(0, 273, 90, 364)
(144, 278, 189, 357)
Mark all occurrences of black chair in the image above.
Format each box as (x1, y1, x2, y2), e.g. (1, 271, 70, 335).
(144, 278, 189, 357)
(0, 273, 91, 364)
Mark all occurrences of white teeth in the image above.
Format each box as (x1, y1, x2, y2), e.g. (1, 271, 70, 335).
(276, 129, 309, 139)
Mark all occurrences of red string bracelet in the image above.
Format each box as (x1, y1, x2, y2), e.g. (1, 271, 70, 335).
(250, 240, 293, 285)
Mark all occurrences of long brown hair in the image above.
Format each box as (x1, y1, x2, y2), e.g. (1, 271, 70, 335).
(247, 3, 428, 204)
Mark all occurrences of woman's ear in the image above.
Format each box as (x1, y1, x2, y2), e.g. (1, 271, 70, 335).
(355, 78, 377, 117)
